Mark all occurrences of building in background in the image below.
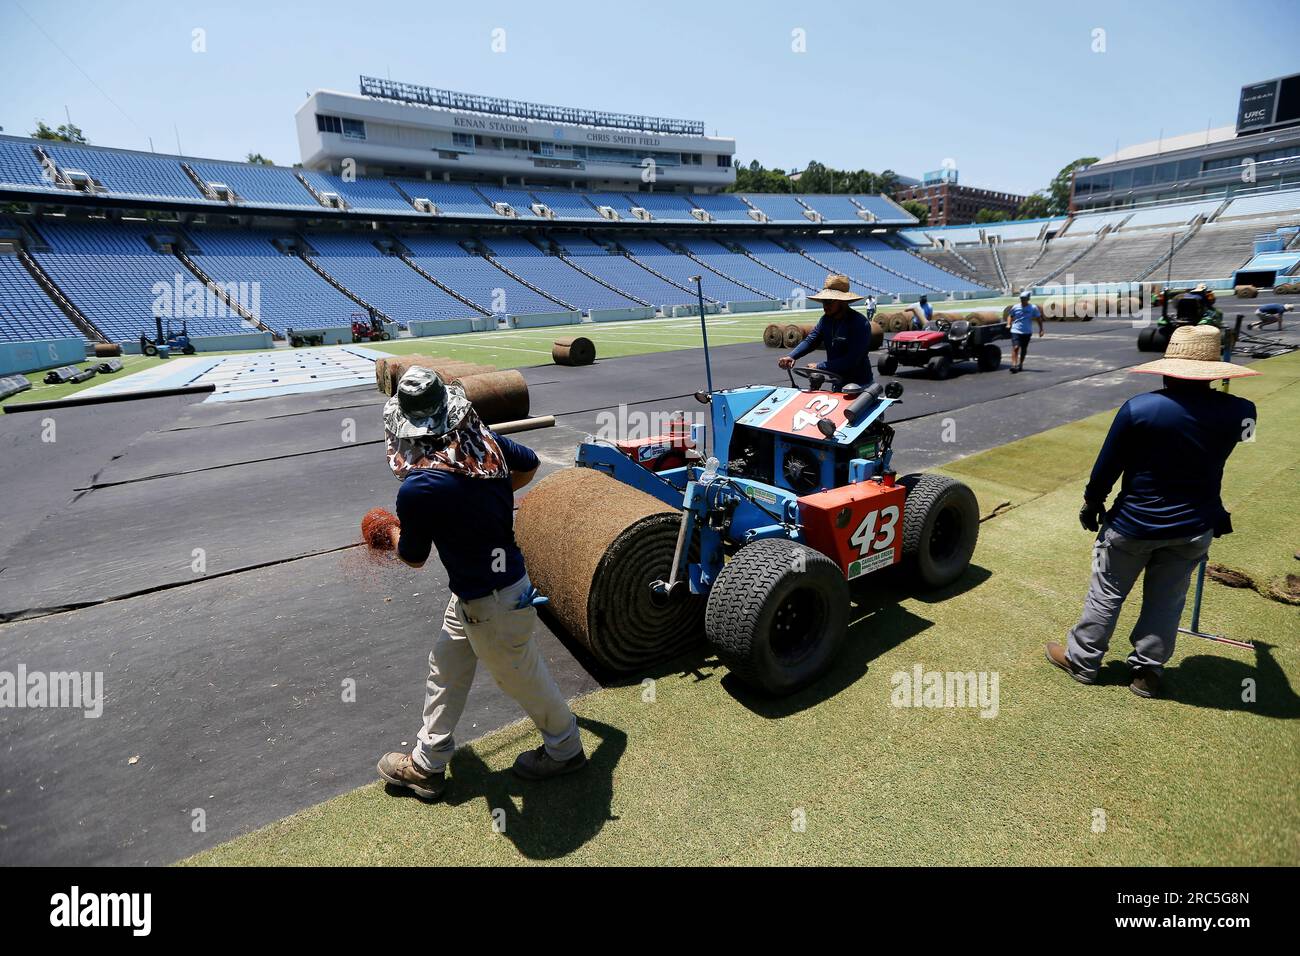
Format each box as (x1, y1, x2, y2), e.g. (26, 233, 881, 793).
(1072, 72, 1300, 212)
(297, 76, 736, 193)
(895, 168, 1025, 226)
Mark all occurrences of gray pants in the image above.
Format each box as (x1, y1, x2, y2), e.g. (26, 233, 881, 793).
(413, 574, 583, 773)
(1066, 525, 1214, 679)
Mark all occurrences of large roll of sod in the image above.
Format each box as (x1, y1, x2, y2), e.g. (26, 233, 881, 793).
(870, 320, 884, 350)
(94, 342, 123, 358)
(763, 323, 784, 348)
(516, 468, 704, 672)
(451, 369, 530, 425)
(782, 324, 805, 348)
(376, 357, 494, 395)
(552, 336, 596, 366)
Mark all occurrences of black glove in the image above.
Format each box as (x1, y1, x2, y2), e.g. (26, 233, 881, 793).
(1079, 500, 1106, 533)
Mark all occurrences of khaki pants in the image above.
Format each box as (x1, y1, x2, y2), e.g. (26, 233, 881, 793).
(413, 574, 582, 773)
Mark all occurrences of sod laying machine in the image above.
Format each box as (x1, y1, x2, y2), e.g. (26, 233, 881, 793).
(518, 300, 980, 695)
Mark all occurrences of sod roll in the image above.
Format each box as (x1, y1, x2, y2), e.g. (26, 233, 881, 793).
(552, 336, 596, 366)
(782, 324, 805, 348)
(376, 357, 494, 395)
(870, 320, 883, 350)
(763, 324, 783, 348)
(93, 342, 123, 358)
(451, 369, 529, 425)
(1234, 284, 1258, 299)
(516, 468, 705, 672)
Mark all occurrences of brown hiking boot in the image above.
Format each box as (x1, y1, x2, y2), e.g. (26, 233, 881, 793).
(377, 752, 445, 801)
(1045, 641, 1096, 685)
(1130, 670, 1162, 699)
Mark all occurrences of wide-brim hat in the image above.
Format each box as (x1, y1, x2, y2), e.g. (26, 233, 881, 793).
(383, 366, 473, 439)
(808, 274, 864, 303)
(1131, 325, 1259, 381)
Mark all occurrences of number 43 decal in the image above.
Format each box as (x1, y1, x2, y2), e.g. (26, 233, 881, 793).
(849, 506, 899, 556)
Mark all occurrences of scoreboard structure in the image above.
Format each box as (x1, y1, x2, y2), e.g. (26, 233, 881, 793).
(1236, 73, 1300, 135)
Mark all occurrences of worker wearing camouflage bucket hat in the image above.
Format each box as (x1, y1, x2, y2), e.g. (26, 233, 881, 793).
(1047, 326, 1259, 699)
(376, 366, 586, 800)
(779, 274, 875, 386)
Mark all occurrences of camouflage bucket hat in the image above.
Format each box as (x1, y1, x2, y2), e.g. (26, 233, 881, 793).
(383, 366, 473, 439)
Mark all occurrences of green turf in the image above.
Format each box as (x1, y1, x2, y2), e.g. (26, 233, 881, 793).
(184, 351, 1300, 867)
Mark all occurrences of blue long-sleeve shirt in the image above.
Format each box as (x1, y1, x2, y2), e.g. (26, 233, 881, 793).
(1085, 385, 1256, 539)
(788, 307, 874, 386)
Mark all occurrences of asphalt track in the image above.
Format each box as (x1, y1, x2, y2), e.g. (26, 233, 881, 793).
(0, 312, 1294, 864)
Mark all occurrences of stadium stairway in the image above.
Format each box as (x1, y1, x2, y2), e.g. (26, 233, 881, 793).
(1134, 220, 1205, 281)
(795, 242, 889, 295)
(479, 247, 579, 311)
(1035, 228, 1113, 285)
(672, 242, 775, 298)
(395, 251, 496, 318)
(173, 246, 272, 334)
(836, 241, 933, 294)
(12, 243, 105, 342)
(614, 246, 715, 303)
(738, 243, 818, 294)
(911, 245, 998, 290)
(551, 251, 652, 307)
(292, 241, 397, 325)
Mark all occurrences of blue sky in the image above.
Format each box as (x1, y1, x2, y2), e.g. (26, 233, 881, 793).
(2, 0, 1297, 195)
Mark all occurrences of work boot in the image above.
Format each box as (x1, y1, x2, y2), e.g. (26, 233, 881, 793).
(1130, 669, 1162, 699)
(377, 752, 445, 801)
(1045, 641, 1096, 685)
(512, 745, 588, 781)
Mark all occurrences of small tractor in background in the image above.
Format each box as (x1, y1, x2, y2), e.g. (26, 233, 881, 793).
(879, 316, 1008, 379)
(351, 312, 392, 343)
(139, 317, 196, 356)
(1138, 286, 1224, 352)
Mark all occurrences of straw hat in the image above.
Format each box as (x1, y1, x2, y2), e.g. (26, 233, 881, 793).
(808, 274, 864, 303)
(1130, 325, 1259, 381)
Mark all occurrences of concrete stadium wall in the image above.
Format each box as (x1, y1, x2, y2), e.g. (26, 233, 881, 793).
(408, 318, 481, 337)
(589, 306, 656, 323)
(669, 303, 720, 317)
(189, 331, 275, 352)
(726, 299, 784, 314)
(509, 310, 582, 328)
(0, 337, 87, 375)
(288, 326, 351, 345)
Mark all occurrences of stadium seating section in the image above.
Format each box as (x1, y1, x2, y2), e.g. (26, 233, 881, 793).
(3, 133, 1298, 345)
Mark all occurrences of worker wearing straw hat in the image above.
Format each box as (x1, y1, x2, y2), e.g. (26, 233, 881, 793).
(1046, 326, 1259, 699)
(779, 274, 874, 385)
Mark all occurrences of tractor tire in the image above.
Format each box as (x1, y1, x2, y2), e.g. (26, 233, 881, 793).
(897, 474, 979, 589)
(927, 354, 953, 380)
(1136, 326, 1159, 352)
(877, 354, 898, 376)
(379, 331, 392, 341)
(142, 342, 159, 357)
(182, 345, 196, 355)
(977, 344, 1001, 372)
(704, 538, 849, 696)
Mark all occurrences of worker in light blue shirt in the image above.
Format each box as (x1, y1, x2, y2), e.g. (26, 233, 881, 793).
(1005, 291, 1044, 373)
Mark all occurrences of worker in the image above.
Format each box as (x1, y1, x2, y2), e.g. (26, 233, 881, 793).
(865, 294, 878, 321)
(1250, 302, 1292, 330)
(779, 274, 874, 385)
(911, 294, 933, 330)
(1006, 291, 1044, 373)
(1046, 326, 1259, 699)
(376, 367, 585, 801)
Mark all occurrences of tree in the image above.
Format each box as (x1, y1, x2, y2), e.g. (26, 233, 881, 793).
(1016, 192, 1051, 219)
(246, 152, 274, 166)
(1048, 157, 1098, 215)
(31, 120, 88, 144)
(900, 199, 929, 226)
(974, 208, 1011, 223)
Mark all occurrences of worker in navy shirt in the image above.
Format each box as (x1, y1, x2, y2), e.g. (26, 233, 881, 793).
(375, 367, 585, 801)
(1047, 327, 1259, 699)
(779, 274, 874, 386)
(1251, 302, 1292, 330)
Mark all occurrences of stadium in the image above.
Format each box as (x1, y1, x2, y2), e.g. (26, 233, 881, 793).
(0, 0, 1296, 915)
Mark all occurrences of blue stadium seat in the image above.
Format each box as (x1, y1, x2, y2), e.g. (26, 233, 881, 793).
(404, 235, 570, 315)
(618, 239, 759, 303)
(188, 161, 319, 209)
(0, 254, 85, 342)
(42, 144, 207, 203)
(297, 171, 414, 214)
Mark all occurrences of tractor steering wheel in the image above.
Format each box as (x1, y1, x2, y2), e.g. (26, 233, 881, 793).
(932, 317, 951, 333)
(788, 365, 845, 391)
